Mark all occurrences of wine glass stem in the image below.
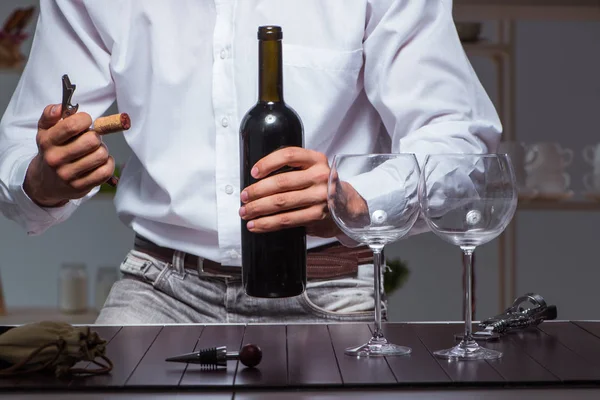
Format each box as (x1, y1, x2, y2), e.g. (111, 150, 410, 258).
(373, 248, 384, 339)
(462, 247, 475, 342)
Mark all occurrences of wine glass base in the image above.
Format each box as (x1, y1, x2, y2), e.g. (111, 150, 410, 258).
(345, 337, 412, 357)
(433, 341, 502, 361)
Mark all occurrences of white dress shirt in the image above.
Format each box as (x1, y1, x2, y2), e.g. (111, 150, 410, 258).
(0, 0, 501, 267)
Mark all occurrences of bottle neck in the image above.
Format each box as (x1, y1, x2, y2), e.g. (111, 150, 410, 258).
(258, 39, 283, 103)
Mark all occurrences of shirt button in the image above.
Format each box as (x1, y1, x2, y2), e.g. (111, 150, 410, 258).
(221, 117, 229, 127)
(225, 185, 234, 195)
(220, 49, 228, 59)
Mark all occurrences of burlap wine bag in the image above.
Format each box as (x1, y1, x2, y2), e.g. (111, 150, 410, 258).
(0, 321, 112, 378)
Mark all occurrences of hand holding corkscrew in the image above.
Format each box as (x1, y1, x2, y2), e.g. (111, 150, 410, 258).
(61, 74, 129, 187)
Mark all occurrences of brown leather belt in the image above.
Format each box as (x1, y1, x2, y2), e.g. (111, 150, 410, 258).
(133, 234, 372, 280)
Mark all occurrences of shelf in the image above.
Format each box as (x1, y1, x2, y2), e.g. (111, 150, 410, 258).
(463, 42, 511, 57)
(518, 198, 600, 211)
(0, 307, 99, 325)
(454, 0, 600, 21)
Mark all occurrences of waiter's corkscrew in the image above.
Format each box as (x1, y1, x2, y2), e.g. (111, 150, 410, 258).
(60, 74, 128, 188)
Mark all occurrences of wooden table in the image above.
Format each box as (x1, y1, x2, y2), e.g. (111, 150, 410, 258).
(1, 321, 600, 399)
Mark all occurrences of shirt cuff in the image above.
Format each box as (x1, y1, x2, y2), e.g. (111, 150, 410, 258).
(9, 154, 83, 234)
(345, 158, 417, 223)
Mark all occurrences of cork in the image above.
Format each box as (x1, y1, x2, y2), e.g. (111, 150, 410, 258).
(90, 113, 130, 188)
(93, 113, 131, 135)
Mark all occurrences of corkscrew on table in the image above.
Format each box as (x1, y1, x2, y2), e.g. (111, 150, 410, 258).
(456, 292, 558, 341)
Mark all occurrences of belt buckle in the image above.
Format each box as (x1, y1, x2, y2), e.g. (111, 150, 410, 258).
(196, 256, 227, 278)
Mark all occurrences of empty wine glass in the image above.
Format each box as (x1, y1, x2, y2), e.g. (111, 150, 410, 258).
(328, 153, 421, 357)
(418, 153, 518, 360)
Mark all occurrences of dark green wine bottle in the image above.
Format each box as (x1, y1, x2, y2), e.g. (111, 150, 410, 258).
(239, 26, 307, 298)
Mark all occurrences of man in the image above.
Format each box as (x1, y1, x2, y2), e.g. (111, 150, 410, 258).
(0, 1, 501, 324)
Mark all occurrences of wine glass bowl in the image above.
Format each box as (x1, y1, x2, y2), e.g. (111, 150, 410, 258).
(329, 155, 420, 247)
(418, 153, 518, 360)
(328, 153, 421, 357)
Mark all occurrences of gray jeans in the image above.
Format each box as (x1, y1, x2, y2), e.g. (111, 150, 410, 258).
(96, 249, 385, 324)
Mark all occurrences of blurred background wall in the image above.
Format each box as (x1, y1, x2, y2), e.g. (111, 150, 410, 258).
(0, 0, 598, 323)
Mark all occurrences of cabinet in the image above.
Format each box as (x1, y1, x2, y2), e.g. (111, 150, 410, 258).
(454, 0, 600, 313)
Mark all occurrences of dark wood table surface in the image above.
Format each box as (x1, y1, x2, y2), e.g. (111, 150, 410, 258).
(2, 321, 600, 399)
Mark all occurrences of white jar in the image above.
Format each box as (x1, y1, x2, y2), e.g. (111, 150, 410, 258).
(58, 262, 88, 314)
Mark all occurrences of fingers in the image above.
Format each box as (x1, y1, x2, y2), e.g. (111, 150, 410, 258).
(68, 155, 115, 193)
(241, 148, 333, 234)
(51, 112, 93, 145)
(251, 147, 327, 179)
(242, 163, 330, 203)
(44, 130, 103, 167)
(240, 185, 326, 221)
(30, 105, 116, 205)
(37, 112, 94, 149)
(55, 143, 110, 182)
(37, 104, 62, 130)
(245, 204, 328, 233)
(242, 170, 312, 203)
